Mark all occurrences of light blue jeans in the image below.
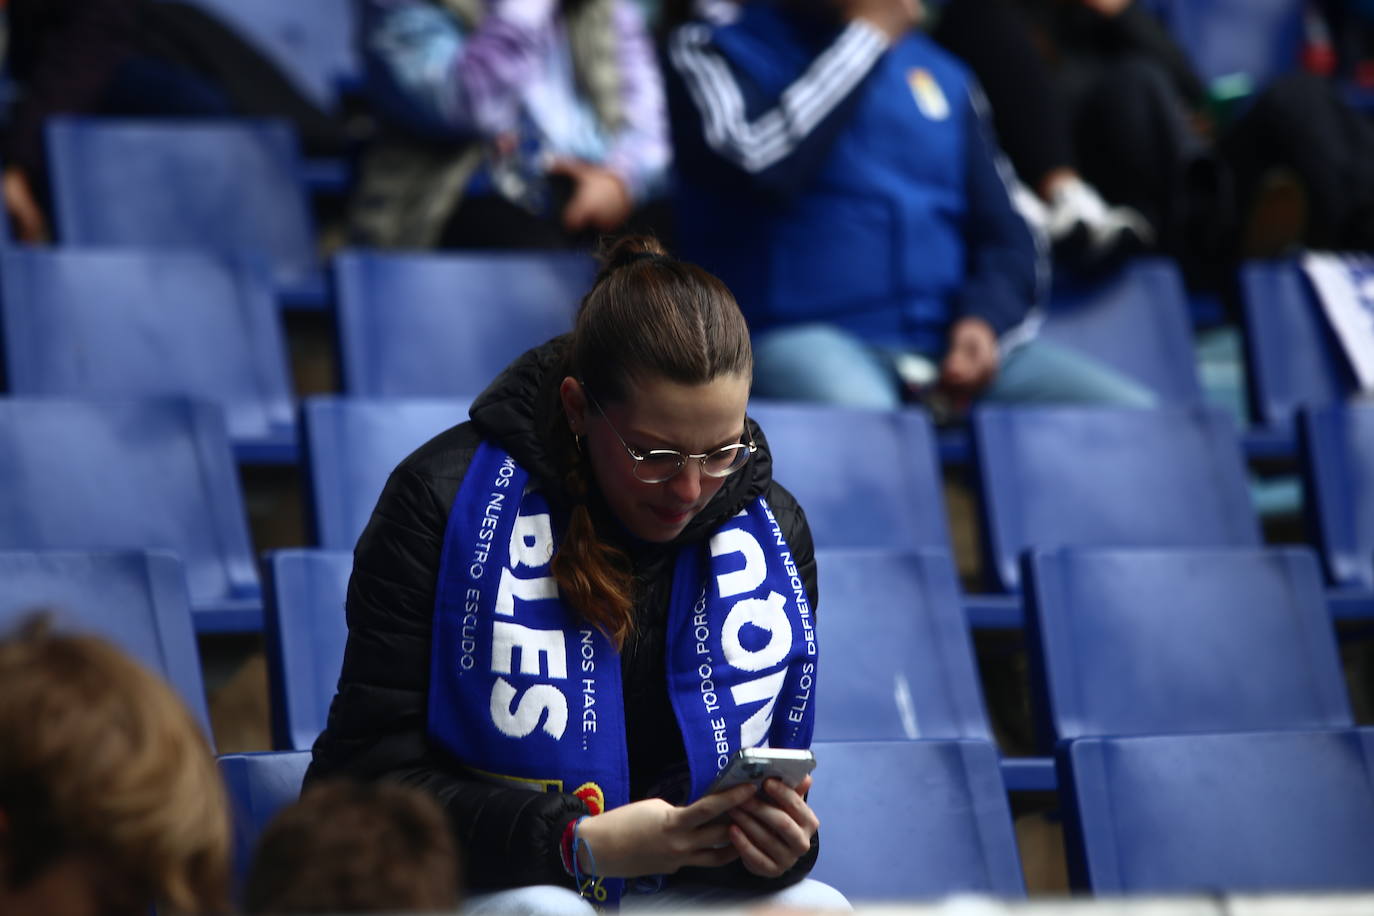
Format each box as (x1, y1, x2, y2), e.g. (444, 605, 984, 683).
(751, 323, 1157, 409)
(463, 879, 851, 916)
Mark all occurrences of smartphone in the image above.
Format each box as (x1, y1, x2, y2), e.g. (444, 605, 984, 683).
(706, 747, 816, 795)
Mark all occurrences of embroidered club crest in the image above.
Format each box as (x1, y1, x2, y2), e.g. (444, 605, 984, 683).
(908, 68, 950, 121)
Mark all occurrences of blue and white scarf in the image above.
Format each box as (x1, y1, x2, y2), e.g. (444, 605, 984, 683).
(429, 443, 818, 905)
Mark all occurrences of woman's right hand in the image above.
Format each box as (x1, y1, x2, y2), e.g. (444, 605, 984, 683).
(574, 782, 758, 878)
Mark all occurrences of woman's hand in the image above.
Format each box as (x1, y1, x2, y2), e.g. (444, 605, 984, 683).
(727, 775, 821, 878)
(575, 781, 758, 878)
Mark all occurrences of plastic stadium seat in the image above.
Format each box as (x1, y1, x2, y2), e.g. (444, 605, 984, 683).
(0, 398, 261, 632)
(814, 549, 988, 741)
(808, 740, 1025, 901)
(0, 248, 296, 463)
(263, 550, 351, 751)
(0, 549, 212, 737)
(45, 117, 326, 308)
(1024, 547, 1351, 746)
(973, 406, 1260, 593)
(301, 396, 471, 549)
(166, 0, 360, 111)
(1146, 0, 1303, 89)
(1241, 259, 1357, 453)
(1060, 728, 1374, 893)
(749, 404, 951, 552)
(1041, 258, 1203, 405)
(1302, 405, 1374, 591)
(219, 751, 312, 896)
(333, 249, 594, 396)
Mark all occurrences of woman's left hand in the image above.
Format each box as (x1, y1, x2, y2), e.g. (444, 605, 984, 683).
(726, 774, 820, 878)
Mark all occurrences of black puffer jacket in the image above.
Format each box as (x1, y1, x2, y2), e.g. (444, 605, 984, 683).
(307, 338, 821, 893)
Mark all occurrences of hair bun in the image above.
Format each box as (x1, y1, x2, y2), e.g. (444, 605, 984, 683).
(598, 234, 669, 275)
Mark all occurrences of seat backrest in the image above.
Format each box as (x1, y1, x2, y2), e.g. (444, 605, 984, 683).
(1149, 0, 1304, 88)
(333, 249, 593, 396)
(1301, 404, 1374, 590)
(1, 248, 294, 450)
(973, 406, 1260, 592)
(0, 398, 258, 621)
(0, 549, 212, 738)
(218, 751, 313, 896)
(165, 0, 359, 110)
(1241, 259, 1355, 435)
(263, 550, 352, 751)
(301, 397, 471, 549)
(748, 403, 951, 552)
(814, 549, 990, 742)
(46, 117, 317, 293)
(1025, 547, 1351, 744)
(808, 739, 1024, 900)
(1041, 258, 1203, 404)
(1061, 728, 1374, 893)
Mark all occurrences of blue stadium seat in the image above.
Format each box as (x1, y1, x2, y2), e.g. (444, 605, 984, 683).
(0, 549, 212, 738)
(45, 117, 326, 308)
(0, 398, 261, 632)
(333, 249, 594, 396)
(815, 548, 1053, 790)
(1024, 547, 1352, 746)
(263, 550, 351, 751)
(1060, 728, 1374, 893)
(1146, 0, 1304, 89)
(1301, 404, 1374, 617)
(0, 248, 296, 463)
(301, 396, 471, 549)
(166, 0, 360, 111)
(1241, 259, 1356, 454)
(752, 401, 1019, 628)
(1041, 258, 1203, 405)
(219, 751, 313, 898)
(808, 740, 1025, 901)
(973, 406, 1260, 593)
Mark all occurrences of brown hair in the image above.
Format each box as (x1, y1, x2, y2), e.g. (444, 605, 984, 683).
(244, 779, 461, 914)
(0, 614, 230, 914)
(550, 235, 753, 648)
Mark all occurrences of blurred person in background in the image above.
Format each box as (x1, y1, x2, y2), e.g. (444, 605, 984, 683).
(245, 780, 463, 914)
(665, 0, 1156, 413)
(0, 614, 230, 916)
(350, 0, 672, 249)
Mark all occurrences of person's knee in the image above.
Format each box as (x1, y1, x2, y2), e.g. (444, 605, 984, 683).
(768, 878, 852, 911)
(463, 885, 595, 916)
(751, 324, 900, 408)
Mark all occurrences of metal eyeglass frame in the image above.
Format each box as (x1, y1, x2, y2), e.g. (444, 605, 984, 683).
(582, 386, 757, 484)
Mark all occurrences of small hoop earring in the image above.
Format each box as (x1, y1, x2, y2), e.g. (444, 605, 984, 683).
(574, 434, 584, 454)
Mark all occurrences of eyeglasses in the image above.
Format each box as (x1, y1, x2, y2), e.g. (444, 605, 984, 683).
(583, 388, 756, 484)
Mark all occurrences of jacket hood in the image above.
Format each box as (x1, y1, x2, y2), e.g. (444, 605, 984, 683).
(468, 337, 775, 547)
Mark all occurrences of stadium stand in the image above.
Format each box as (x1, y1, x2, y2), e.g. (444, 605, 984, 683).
(972, 405, 1260, 595)
(1300, 404, 1374, 617)
(332, 249, 593, 396)
(1039, 258, 1203, 406)
(0, 549, 212, 738)
(0, 247, 296, 463)
(1142, 0, 1304, 90)
(44, 117, 327, 308)
(0, 398, 261, 633)
(808, 739, 1026, 901)
(300, 396, 472, 549)
(1023, 546, 1352, 746)
(262, 549, 351, 751)
(1240, 258, 1358, 455)
(1060, 727, 1374, 893)
(815, 547, 1052, 790)
(219, 750, 314, 899)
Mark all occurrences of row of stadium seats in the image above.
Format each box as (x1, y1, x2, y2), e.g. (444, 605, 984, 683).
(1, 398, 1370, 634)
(0, 233, 1360, 465)
(8, 542, 1369, 899)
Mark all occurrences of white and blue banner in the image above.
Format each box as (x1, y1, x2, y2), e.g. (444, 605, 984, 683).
(429, 443, 817, 905)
